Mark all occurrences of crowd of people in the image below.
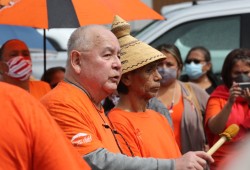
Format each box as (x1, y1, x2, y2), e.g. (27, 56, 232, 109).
(0, 15, 250, 170)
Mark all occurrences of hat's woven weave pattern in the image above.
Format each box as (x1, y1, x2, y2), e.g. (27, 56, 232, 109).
(111, 15, 166, 74)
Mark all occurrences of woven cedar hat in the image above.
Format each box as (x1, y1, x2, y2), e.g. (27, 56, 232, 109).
(111, 15, 166, 74)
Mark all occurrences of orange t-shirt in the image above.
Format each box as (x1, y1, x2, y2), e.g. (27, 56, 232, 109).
(108, 108, 181, 158)
(41, 81, 120, 155)
(29, 80, 51, 99)
(0, 82, 90, 170)
(171, 95, 184, 151)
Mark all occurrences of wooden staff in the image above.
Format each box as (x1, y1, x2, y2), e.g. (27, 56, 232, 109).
(207, 124, 240, 156)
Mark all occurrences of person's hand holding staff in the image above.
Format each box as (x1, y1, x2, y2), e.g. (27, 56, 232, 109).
(207, 124, 240, 156)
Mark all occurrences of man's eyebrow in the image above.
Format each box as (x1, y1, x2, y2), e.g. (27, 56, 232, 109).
(102, 46, 114, 52)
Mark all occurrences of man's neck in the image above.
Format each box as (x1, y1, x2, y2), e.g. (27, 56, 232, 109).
(4, 77, 29, 91)
(64, 78, 103, 109)
(116, 94, 148, 112)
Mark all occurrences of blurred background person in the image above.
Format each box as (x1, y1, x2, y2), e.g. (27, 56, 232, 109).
(0, 82, 90, 170)
(205, 48, 250, 170)
(0, 39, 51, 99)
(220, 135, 250, 170)
(148, 44, 209, 154)
(181, 46, 222, 94)
(41, 66, 65, 89)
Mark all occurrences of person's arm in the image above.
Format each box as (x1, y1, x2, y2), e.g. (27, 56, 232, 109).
(84, 148, 174, 170)
(84, 148, 214, 170)
(207, 83, 241, 134)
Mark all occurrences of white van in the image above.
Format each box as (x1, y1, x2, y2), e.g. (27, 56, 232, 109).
(135, 0, 250, 74)
(33, 0, 250, 79)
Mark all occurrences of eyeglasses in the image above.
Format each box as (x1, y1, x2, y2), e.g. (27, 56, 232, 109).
(185, 59, 205, 64)
(103, 121, 135, 157)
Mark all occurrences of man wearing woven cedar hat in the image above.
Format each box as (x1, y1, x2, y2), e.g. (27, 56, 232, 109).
(41, 16, 213, 169)
(0, 39, 51, 99)
(109, 15, 213, 168)
(108, 15, 181, 157)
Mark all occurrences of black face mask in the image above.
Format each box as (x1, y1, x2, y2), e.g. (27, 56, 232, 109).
(233, 73, 250, 83)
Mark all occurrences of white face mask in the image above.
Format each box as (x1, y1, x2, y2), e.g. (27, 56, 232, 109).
(6, 56, 32, 81)
(158, 67, 177, 85)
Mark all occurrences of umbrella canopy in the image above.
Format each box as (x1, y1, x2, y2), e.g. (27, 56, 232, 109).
(0, 24, 56, 55)
(0, 0, 164, 74)
(0, 0, 164, 29)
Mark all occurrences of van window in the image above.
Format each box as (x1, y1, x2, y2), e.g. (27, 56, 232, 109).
(151, 16, 240, 74)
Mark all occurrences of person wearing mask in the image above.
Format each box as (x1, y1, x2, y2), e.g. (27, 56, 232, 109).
(108, 16, 181, 159)
(148, 44, 209, 154)
(41, 66, 65, 88)
(41, 22, 213, 170)
(0, 39, 51, 99)
(205, 48, 250, 169)
(180, 46, 221, 94)
(0, 82, 90, 170)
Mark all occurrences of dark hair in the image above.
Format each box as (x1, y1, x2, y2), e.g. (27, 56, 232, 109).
(221, 48, 250, 88)
(186, 46, 211, 62)
(156, 44, 183, 70)
(41, 66, 65, 86)
(117, 81, 129, 94)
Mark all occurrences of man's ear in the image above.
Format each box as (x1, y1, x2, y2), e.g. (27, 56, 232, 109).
(121, 73, 132, 86)
(0, 61, 8, 74)
(70, 51, 81, 74)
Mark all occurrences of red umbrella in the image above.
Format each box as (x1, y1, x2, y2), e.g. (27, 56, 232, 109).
(0, 0, 164, 28)
(0, 0, 164, 72)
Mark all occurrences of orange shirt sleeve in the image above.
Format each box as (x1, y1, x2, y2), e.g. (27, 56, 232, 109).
(42, 95, 106, 155)
(205, 97, 226, 126)
(41, 82, 120, 155)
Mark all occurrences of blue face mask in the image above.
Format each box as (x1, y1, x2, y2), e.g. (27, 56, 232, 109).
(158, 67, 177, 85)
(185, 62, 204, 80)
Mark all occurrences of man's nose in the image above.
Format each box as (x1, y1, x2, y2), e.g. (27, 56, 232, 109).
(155, 69, 162, 81)
(112, 56, 122, 71)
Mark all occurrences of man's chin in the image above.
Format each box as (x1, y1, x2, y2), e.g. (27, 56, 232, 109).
(104, 85, 117, 95)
